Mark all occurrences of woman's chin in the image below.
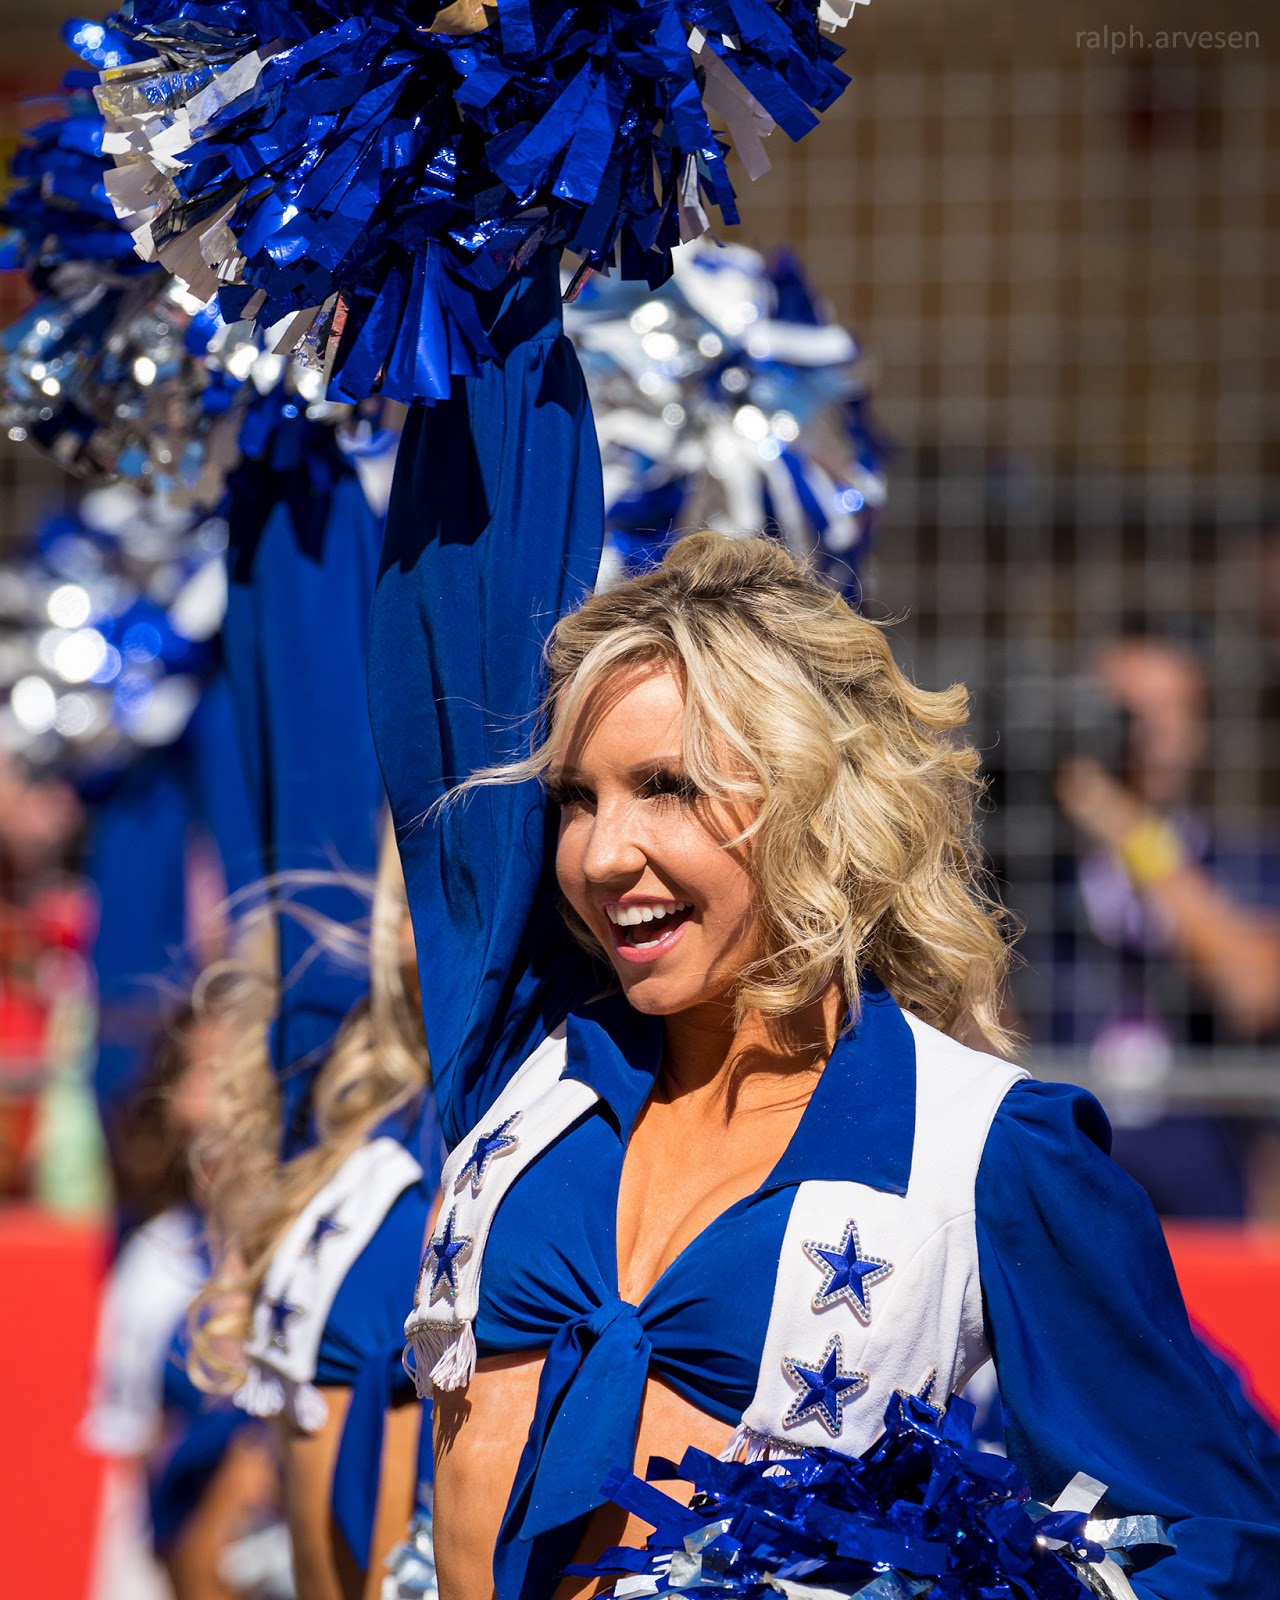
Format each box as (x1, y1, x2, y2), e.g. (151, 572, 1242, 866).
(612, 959, 735, 1019)
(607, 957, 694, 1014)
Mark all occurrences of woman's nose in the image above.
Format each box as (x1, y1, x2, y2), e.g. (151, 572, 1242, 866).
(580, 802, 647, 885)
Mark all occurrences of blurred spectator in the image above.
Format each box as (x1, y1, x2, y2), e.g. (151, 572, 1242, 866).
(0, 752, 90, 1199)
(1050, 622, 1280, 1219)
(0, 752, 83, 876)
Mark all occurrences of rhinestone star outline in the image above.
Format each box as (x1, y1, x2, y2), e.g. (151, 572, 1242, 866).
(266, 1296, 303, 1352)
(894, 1365, 944, 1422)
(304, 1210, 347, 1262)
(781, 1333, 868, 1436)
(424, 1207, 474, 1305)
(803, 1218, 893, 1323)
(454, 1111, 522, 1197)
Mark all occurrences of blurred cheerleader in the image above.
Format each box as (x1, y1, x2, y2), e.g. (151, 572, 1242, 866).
(187, 834, 441, 1600)
(83, 989, 284, 1600)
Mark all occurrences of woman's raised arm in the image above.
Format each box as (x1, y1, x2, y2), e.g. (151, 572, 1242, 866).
(368, 256, 604, 1149)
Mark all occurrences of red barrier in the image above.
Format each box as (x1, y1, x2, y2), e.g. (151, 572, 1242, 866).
(0, 1208, 106, 1600)
(1165, 1223, 1280, 1422)
(0, 1212, 1276, 1598)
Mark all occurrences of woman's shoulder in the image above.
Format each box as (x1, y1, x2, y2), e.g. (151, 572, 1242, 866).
(895, 1008, 1122, 1211)
(900, 1006, 1110, 1150)
(975, 1069, 1126, 1220)
(897, 1007, 1031, 1144)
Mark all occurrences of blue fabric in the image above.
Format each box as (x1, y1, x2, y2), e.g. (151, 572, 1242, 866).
(317, 1097, 444, 1571)
(368, 249, 602, 1153)
(91, 668, 261, 1143)
(321, 1179, 430, 1569)
(88, 752, 191, 1127)
(1195, 1334, 1280, 1490)
(147, 1405, 250, 1557)
(185, 669, 263, 901)
(976, 1080, 1280, 1596)
(222, 427, 386, 1152)
(369, 248, 1280, 1599)
(149, 1298, 253, 1558)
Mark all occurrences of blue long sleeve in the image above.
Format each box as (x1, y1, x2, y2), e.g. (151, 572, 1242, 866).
(976, 1079, 1280, 1595)
(91, 673, 259, 1144)
(185, 669, 262, 901)
(368, 254, 603, 1150)
(222, 426, 386, 1151)
(88, 752, 191, 1129)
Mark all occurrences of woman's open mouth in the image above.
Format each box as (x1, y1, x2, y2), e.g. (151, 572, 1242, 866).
(604, 900, 695, 963)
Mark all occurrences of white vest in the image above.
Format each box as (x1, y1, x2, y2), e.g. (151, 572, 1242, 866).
(239, 1136, 423, 1430)
(405, 1009, 1026, 1461)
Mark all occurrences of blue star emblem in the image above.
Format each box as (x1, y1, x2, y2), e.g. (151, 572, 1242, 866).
(266, 1297, 303, 1352)
(781, 1334, 867, 1436)
(425, 1208, 473, 1305)
(894, 1365, 944, 1421)
(304, 1211, 346, 1261)
(803, 1219, 892, 1323)
(455, 1112, 521, 1197)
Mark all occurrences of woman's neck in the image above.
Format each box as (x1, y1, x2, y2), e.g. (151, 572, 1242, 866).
(658, 982, 846, 1118)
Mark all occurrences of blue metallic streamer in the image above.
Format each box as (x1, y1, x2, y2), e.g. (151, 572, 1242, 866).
(88, 0, 859, 403)
(566, 1393, 1155, 1599)
(565, 240, 886, 601)
(0, 70, 390, 500)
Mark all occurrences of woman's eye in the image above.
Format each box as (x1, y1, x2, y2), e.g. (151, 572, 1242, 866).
(641, 770, 701, 803)
(547, 780, 592, 809)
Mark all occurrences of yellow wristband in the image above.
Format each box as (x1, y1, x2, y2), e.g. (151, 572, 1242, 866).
(1117, 816, 1185, 888)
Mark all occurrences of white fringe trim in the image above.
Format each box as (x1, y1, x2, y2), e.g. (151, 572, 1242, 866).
(235, 1363, 286, 1418)
(721, 1423, 806, 1464)
(401, 1319, 476, 1399)
(288, 1380, 330, 1433)
(234, 1364, 328, 1432)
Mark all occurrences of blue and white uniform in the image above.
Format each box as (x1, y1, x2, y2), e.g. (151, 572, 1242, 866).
(82, 1205, 257, 1561)
(369, 252, 1280, 1600)
(237, 1098, 442, 1572)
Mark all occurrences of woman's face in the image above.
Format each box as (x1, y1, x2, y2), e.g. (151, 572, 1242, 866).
(167, 1015, 233, 1143)
(552, 664, 759, 1016)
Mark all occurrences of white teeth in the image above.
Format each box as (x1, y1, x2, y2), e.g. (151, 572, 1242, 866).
(605, 900, 691, 928)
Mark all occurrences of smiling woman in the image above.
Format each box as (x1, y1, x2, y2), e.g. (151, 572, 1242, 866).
(461, 532, 1010, 1045)
(369, 259, 1280, 1600)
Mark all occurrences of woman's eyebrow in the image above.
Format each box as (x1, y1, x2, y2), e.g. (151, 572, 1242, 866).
(628, 756, 687, 777)
(549, 756, 687, 783)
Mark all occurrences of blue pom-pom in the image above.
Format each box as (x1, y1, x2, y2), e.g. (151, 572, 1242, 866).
(565, 1394, 1158, 1599)
(566, 239, 886, 600)
(91, 0, 868, 403)
(0, 64, 387, 500)
(3, 486, 227, 786)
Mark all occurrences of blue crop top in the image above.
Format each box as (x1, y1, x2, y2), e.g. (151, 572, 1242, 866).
(477, 1058, 786, 1421)
(367, 254, 1280, 1600)
(313, 1098, 443, 1570)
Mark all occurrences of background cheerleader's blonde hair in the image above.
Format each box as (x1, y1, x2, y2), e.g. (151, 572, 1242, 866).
(187, 826, 429, 1394)
(460, 529, 1017, 1054)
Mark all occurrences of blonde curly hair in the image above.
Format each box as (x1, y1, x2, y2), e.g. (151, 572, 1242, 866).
(461, 530, 1015, 1053)
(187, 830, 429, 1394)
